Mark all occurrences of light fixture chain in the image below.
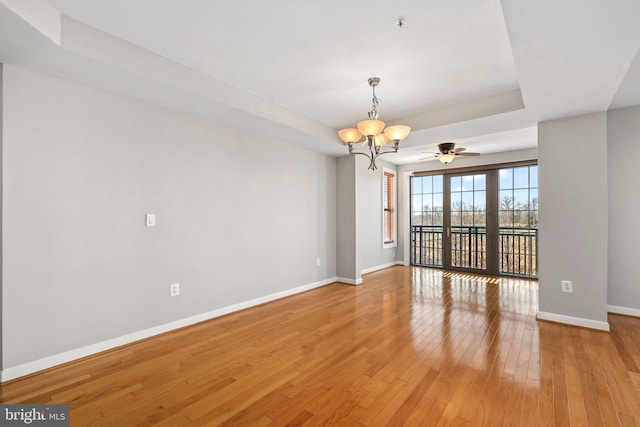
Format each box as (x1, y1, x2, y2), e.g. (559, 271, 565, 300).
(368, 84, 381, 120)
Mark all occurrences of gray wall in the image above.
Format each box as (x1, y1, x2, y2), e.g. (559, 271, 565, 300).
(336, 155, 358, 281)
(2, 65, 337, 368)
(5, 62, 638, 372)
(356, 156, 397, 273)
(538, 112, 608, 323)
(607, 106, 640, 311)
(0, 64, 3, 370)
(335, 155, 397, 283)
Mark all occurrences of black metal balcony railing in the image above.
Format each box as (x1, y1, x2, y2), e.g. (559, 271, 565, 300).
(499, 226, 538, 278)
(411, 225, 538, 278)
(451, 226, 487, 270)
(411, 225, 444, 267)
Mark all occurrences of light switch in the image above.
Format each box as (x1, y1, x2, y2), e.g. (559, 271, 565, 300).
(170, 283, 180, 297)
(146, 214, 156, 227)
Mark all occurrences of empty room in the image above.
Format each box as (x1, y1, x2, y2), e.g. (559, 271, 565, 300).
(1, 0, 639, 425)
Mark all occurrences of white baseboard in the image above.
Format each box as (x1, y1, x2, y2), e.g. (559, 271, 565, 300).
(336, 277, 363, 285)
(608, 304, 640, 318)
(537, 311, 610, 331)
(336, 262, 403, 286)
(1, 277, 337, 383)
(361, 261, 404, 275)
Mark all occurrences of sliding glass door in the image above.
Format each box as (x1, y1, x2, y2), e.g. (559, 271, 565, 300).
(410, 175, 444, 267)
(448, 173, 487, 271)
(410, 164, 538, 277)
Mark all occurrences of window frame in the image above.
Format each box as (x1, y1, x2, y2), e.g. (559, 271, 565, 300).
(382, 168, 397, 249)
(409, 160, 538, 277)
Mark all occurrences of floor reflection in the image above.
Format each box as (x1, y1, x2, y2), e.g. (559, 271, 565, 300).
(410, 267, 538, 315)
(408, 266, 538, 380)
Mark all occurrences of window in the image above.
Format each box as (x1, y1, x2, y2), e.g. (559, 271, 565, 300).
(383, 168, 397, 248)
(498, 165, 538, 277)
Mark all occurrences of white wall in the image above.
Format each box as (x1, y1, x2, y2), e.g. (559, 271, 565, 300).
(607, 106, 640, 314)
(1, 65, 337, 370)
(538, 112, 609, 329)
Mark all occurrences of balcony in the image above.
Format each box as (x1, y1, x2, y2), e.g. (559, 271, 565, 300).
(411, 225, 538, 278)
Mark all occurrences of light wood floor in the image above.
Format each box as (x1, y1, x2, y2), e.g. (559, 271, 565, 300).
(2, 266, 640, 426)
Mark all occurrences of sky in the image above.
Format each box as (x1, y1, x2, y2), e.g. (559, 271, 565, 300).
(411, 166, 538, 213)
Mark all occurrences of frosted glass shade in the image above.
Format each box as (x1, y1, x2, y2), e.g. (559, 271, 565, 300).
(439, 154, 455, 164)
(374, 134, 389, 147)
(357, 120, 385, 136)
(338, 128, 363, 143)
(384, 125, 411, 141)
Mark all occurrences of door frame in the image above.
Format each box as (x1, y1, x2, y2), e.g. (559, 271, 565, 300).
(442, 170, 499, 275)
(409, 160, 538, 276)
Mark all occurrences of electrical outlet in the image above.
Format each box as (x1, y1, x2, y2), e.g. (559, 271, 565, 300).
(561, 280, 573, 293)
(316, 258, 321, 267)
(170, 283, 180, 297)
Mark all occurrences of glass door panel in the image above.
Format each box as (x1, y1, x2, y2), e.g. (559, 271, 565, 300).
(498, 165, 538, 277)
(449, 173, 487, 271)
(410, 175, 444, 266)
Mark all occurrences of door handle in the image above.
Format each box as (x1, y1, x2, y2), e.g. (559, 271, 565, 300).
(447, 227, 450, 237)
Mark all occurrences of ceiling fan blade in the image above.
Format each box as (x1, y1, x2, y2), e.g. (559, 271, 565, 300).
(451, 147, 466, 153)
(456, 152, 480, 156)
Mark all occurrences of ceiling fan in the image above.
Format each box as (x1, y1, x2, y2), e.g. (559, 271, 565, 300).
(420, 142, 480, 164)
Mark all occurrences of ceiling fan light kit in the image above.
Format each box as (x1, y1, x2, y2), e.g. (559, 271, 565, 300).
(438, 153, 456, 164)
(338, 77, 411, 170)
(420, 142, 480, 164)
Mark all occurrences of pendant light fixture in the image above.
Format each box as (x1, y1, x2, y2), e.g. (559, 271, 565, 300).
(338, 77, 411, 170)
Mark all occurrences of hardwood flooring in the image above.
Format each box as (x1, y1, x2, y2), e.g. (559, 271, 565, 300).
(2, 266, 639, 426)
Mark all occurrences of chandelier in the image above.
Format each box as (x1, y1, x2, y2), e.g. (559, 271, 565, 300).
(338, 77, 411, 170)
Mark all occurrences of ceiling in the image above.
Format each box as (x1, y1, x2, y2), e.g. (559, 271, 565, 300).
(2, 0, 640, 165)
